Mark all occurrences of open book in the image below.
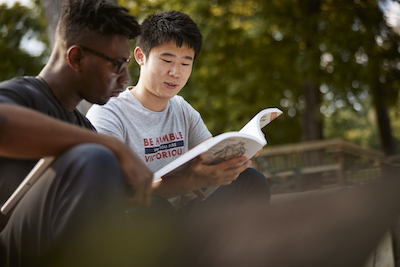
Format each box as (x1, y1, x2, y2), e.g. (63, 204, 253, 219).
(153, 108, 283, 200)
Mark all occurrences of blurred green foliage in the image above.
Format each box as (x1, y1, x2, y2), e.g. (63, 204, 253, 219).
(0, 2, 49, 82)
(3, 0, 400, 152)
(121, 0, 400, 151)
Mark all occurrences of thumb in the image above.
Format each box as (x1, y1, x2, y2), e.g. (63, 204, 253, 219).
(190, 154, 206, 169)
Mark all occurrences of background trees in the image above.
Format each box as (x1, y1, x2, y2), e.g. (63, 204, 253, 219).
(122, 0, 400, 155)
(4, 0, 400, 155)
(0, 1, 48, 81)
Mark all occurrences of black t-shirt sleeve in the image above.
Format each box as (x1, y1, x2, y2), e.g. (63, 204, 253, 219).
(0, 80, 32, 105)
(0, 77, 96, 131)
(0, 77, 50, 110)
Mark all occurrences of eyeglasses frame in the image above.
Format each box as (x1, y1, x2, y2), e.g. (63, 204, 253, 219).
(79, 45, 132, 74)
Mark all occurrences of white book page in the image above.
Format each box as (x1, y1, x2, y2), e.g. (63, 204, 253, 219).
(201, 132, 263, 165)
(153, 136, 232, 180)
(153, 132, 263, 180)
(154, 108, 283, 200)
(195, 108, 282, 200)
(239, 108, 283, 143)
(192, 133, 264, 200)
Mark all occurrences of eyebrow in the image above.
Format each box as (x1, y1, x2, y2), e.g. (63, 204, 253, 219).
(160, 52, 194, 61)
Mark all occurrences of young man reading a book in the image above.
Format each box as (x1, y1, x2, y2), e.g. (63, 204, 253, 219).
(87, 10, 271, 211)
(0, 0, 154, 265)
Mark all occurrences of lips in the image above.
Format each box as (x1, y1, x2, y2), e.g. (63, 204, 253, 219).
(165, 82, 178, 89)
(111, 89, 123, 97)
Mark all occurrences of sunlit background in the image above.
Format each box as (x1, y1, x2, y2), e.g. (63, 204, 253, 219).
(2, 0, 400, 154)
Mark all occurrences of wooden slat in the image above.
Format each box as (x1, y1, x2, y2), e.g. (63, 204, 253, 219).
(262, 164, 340, 179)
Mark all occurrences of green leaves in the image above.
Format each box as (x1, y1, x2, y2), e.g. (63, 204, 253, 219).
(123, 0, 400, 149)
(0, 2, 49, 81)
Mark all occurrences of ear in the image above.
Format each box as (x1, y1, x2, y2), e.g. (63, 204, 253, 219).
(67, 46, 85, 72)
(134, 46, 146, 66)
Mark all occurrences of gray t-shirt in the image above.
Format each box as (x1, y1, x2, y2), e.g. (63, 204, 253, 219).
(87, 88, 212, 175)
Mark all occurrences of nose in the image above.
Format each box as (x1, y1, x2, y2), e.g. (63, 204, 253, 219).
(118, 67, 130, 84)
(168, 64, 180, 78)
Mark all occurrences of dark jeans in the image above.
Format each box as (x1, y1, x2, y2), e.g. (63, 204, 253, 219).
(124, 167, 271, 267)
(128, 167, 271, 220)
(0, 144, 128, 266)
(1, 146, 270, 266)
(183, 167, 270, 211)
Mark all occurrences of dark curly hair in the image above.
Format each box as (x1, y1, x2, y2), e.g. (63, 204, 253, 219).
(56, 0, 140, 45)
(137, 10, 202, 59)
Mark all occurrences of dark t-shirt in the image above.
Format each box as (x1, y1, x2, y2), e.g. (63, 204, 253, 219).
(0, 76, 95, 212)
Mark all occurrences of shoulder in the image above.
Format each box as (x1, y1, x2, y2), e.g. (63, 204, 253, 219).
(88, 90, 126, 112)
(106, 89, 135, 110)
(87, 90, 133, 124)
(0, 76, 36, 87)
(0, 77, 48, 105)
(170, 94, 187, 104)
(169, 95, 196, 111)
(169, 95, 204, 123)
(0, 77, 43, 94)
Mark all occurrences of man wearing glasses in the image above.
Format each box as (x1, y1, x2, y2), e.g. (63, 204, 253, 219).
(79, 45, 132, 77)
(0, 0, 153, 265)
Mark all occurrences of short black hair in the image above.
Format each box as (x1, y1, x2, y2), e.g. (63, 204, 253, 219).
(137, 10, 202, 59)
(56, 0, 140, 45)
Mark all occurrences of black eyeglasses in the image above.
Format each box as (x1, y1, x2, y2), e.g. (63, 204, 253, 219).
(79, 45, 132, 74)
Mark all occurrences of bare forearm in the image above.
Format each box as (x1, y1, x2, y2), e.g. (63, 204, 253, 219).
(0, 103, 153, 206)
(151, 176, 199, 199)
(151, 155, 252, 199)
(0, 103, 121, 159)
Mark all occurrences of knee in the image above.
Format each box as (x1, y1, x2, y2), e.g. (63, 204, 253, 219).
(49, 144, 126, 212)
(66, 144, 118, 166)
(237, 168, 271, 199)
(54, 144, 123, 185)
(239, 168, 268, 184)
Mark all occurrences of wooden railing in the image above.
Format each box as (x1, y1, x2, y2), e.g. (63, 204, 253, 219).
(254, 139, 399, 267)
(252, 139, 385, 193)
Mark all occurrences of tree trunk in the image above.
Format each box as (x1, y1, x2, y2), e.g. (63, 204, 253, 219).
(39, 0, 92, 114)
(39, 0, 66, 49)
(302, 77, 323, 141)
(371, 84, 397, 156)
(300, 0, 323, 142)
(369, 56, 397, 156)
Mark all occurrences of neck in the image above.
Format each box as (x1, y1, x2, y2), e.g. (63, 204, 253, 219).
(38, 65, 82, 112)
(130, 84, 169, 112)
